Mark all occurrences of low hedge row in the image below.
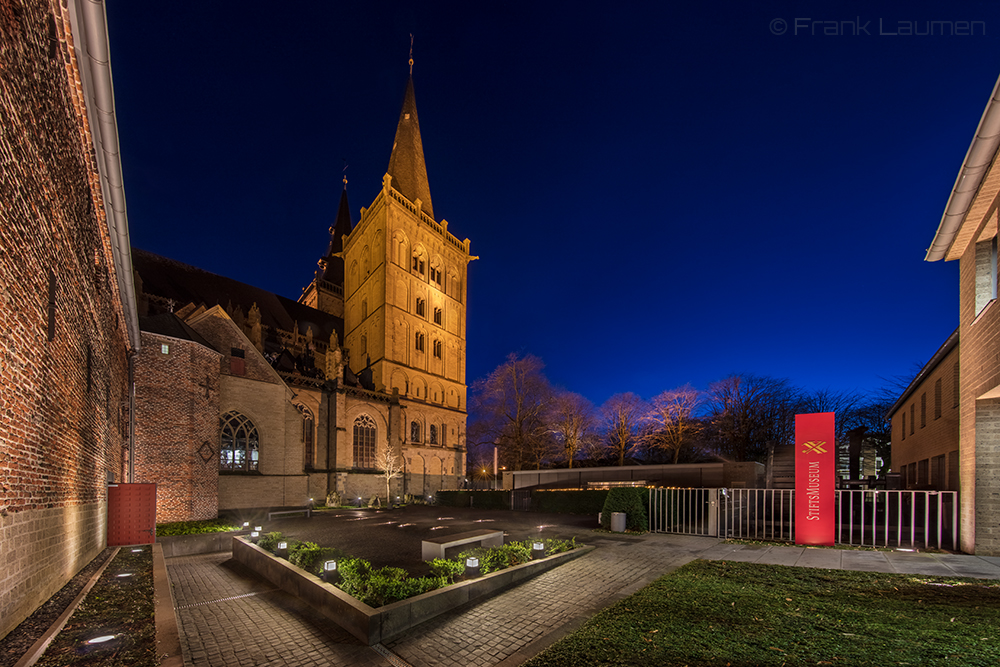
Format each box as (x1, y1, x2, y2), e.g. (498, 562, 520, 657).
(436, 489, 611, 515)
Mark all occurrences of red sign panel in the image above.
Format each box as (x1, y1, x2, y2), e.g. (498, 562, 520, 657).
(795, 413, 835, 546)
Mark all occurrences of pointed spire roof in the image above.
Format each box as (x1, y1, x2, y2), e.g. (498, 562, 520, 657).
(387, 76, 434, 219)
(318, 183, 352, 284)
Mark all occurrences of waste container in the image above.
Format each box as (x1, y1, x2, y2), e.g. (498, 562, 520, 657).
(611, 512, 626, 532)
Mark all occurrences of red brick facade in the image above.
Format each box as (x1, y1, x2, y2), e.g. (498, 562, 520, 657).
(0, 0, 136, 639)
(134, 332, 220, 521)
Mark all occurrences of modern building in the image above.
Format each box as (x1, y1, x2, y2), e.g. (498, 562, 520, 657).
(925, 73, 1000, 555)
(887, 330, 960, 491)
(0, 0, 141, 639)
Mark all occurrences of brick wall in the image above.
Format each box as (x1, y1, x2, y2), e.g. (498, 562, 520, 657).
(959, 233, 1000, 555)
(890, 344, 960, 490)
(134, 332, 220, 522)
(0, 0, 132, 638)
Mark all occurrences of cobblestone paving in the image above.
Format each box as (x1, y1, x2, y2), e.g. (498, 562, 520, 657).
(385, 534, 719, 667)
(167, 554, 390, 667)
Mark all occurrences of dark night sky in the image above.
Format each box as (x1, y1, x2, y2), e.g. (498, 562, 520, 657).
(105, 1, 1000, 407)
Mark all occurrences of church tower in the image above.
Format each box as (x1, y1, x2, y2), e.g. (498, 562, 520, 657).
(342, 68, 472, 467)
(300, 182, 352, 318)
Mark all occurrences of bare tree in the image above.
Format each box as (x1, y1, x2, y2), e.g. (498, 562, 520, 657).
(469, 353, 555, 471)
(705, 374, 802, 462)
(376, 448, 404, 504)
(547, 391, 596, 468)
(601, 392, 647, 466)
(646, 385, 702, 464)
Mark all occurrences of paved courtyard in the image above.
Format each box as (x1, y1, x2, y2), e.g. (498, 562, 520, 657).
(164, 506, 1000, 667)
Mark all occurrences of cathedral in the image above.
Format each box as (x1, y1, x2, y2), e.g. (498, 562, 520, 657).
(131, 73, 472, 520)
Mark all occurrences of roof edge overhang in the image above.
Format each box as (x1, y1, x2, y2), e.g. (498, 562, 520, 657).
(886, 327, 959, 419)
(927, 72, 1000, 262)
(68, 0, 141, 350)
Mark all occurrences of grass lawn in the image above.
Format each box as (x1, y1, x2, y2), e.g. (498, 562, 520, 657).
(523, 560, 1000, 667)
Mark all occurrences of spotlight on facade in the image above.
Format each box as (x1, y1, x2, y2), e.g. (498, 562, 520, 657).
(532, 542, 545, 559)
(464, 556, 480, 578)
(322, 560, 339, 583)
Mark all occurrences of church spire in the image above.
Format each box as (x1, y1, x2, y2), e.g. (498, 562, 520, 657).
(318, 178, 352, 284)
(386, 46, 434, 219)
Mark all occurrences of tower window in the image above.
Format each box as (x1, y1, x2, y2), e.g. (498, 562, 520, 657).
(433, 339, 442, 359)
(433, 307, 442, 325)
(429, 424, 438, 445)
(353, 414, 377, 469)
(411, 254, 425, 276)
(410, 420, 421, 443)
(416, 297, 426, 317)
(430, 266, 442, 287)
(415, 331, 425, 352)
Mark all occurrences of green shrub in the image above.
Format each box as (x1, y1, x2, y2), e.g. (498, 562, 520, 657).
(336, 558, 444, 607)
(156, 518, 241, 536)
(600, 488, 648, 532)
(428, 558, 465, 582)
(287, 542, 350, 574)
(257, 531, 284, 552)
(436, 490, 510, 508)
(529, 490, 610, 515)
(459, 541, 533, 574)
(537, 536, 577, 555)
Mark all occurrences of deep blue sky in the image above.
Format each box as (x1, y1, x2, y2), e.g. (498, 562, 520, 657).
(106, 1, 999, 407)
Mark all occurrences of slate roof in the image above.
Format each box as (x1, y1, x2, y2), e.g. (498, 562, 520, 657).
(139, 312, 217, 350)
(132, 248, 343, 345)
(317, 186, 353, 284)
(386, 77, 434, 219)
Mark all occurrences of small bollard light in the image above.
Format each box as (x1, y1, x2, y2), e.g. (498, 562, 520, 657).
(532, 541, 546, 559)
(254, 526, 263, 532)
(250, 531, 260, 543)
(277, 541, 288, 558)
(464, 556, 481, 578)
(243, 521, 250, 528)
(322, 559, 339, 583)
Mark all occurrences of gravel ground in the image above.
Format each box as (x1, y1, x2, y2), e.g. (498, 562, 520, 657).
(0, 548, 114, 667)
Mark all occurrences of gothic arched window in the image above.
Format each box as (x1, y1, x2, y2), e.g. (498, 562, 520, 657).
(297, 405, 314, 470)
(429, 424, 438, 445)
(410, 420, 422, 443)
(220, 411, 259, 472)
(354, 414, 377, 469)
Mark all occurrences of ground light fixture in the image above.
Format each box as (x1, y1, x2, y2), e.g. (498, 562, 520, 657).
(254, 525, 262, 531)
(131, 548, 143, 553)
(532, 542, 545, 559)
(277, 541, 288, 558)
(115, 572, 134, 578)
(85, 635, 117, 645)
(250, 531, 260, 543)
(322, 560, 338, 583)
(464, 556, 480, 578)
(243, 521, 250, 528)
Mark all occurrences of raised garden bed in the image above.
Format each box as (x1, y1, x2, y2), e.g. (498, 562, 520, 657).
(232, 536, 593, 645)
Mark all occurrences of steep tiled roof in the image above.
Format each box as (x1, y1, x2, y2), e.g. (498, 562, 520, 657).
(318, 186, 353, 284)
(132, 248, 343, 344)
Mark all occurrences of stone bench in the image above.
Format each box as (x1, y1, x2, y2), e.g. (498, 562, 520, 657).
(267, 507, 312, 521)
(421, 529, 504, 560)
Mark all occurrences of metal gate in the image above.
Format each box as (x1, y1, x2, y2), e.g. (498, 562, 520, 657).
(510, 490, 531, 511)
(649, 487, 959, 550)
(107, 483, 157, 546)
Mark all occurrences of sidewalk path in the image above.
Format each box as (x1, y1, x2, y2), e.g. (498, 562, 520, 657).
(164, 525, 1000, 667)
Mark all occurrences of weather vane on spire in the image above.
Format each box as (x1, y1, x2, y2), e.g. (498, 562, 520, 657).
(342, 159, 348, 188)
(409, 34, 414, 75)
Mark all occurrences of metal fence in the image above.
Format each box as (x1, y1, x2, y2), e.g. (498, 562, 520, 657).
(649, 487, 959, 550)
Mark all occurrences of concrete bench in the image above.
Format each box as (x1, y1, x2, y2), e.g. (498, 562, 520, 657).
(421, 529, 504, 560)
(267, 507, 312, 520)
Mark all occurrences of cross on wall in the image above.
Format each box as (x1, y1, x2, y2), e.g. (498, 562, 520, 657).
(198, 375, 214, 399)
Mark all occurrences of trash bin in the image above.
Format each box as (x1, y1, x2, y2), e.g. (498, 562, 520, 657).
(611, 512, 626, 532)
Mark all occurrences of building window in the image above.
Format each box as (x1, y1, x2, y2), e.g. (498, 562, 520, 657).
(410, 420, 421, 443)
(433, 307, 442, 325)
(298, 405, 315, 469)
(901, 412, 906, 440)
(975, 236, 998, 316)
(411, 250, 426, 276)
(430, 266, 442, 287)
(220, 411, 259, 472)
(429, 424, 438, 444)
(415, 331, 425, 352)
(433, 339, 442, 359)
(362, 298, 368, 319)
(934, 378, 942, 420)
(953, 361, 960, 408)
(441, 424, 447, 447)
(416, 297, 426, 317)
(353, 414, 377, 469)
(920, 393, 926, 428)
(360, 334, 367, 356)
(909, 404, 915, 435)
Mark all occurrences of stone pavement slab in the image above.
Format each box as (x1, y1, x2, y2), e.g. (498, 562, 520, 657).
(754, 546, 806, 567)
(791, 547, 843, 569)
(839, 550, 893, 572)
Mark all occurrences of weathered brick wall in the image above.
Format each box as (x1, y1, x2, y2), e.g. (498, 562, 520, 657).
(0, 0, 132, 638)
(959, 237, 1000, 555)
(134, 332, 220, 522)
(890, 344, 960, 489)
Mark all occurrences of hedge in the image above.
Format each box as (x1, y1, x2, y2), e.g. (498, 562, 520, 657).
(529, 490, 609, 515)
(436, 490, 510, 509)
(600, 488, 649, 531)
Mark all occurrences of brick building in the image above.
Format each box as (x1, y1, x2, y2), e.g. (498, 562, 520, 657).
(888, 329, 960, 491)
(925, 73, 1000, 555)
(131, 72, 471, 519)
(0, 0, 141, 639)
